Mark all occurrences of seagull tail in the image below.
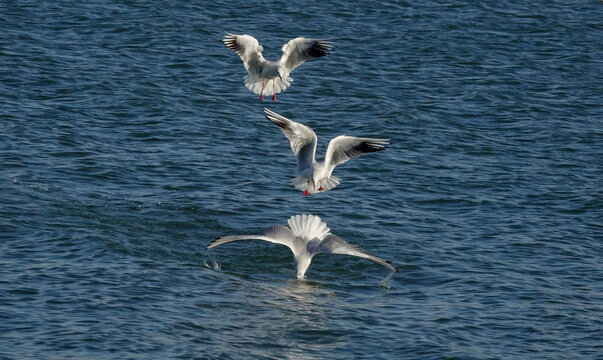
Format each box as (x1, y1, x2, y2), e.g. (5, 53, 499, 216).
(287, 214, 331, 241)
(318, 175, 341, 192)
(291, 175, 340, 194)
(244, 75, 293, 95)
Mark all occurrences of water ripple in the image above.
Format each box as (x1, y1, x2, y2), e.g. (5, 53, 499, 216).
(1, 0, 601, 359)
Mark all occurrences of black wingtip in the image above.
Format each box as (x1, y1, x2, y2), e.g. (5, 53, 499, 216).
(356, 141, 388, 154)
(206, 237, 220, 250)
(222, 35, 243, 54)
(307, 40, 334, 58)
(264, 111, 293, 132)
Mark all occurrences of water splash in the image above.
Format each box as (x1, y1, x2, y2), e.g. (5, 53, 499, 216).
(204, 252, 221, 270)
(379, 270, 395, 290)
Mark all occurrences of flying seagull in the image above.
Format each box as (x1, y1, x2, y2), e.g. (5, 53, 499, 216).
(222, 33, 334, 102)
(264, 108, 390, 196)
(207, 214, 398, 279)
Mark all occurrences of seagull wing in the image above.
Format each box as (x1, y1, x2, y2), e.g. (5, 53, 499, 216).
(308, 234, 398, 272)
(222, 33, 266, 75)
(264, 108, 317, 173)
(324, 136, 389, 172)
(279, 37, 334, 76)
(207, 225, 295, 252)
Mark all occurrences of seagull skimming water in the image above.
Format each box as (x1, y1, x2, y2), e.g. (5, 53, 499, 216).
(264, 108, 390, 196)
(207, 214, 398, 279)
(222, 33, 334, 102)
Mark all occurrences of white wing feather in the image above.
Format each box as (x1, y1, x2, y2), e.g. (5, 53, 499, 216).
(207, 225, 295, 252)
(279, 37, 334, 76)
(264, 108, 317, 173)
(308, 234, 398, 272)
(222, 33, 266, 74)
(324, 136, 390, 172)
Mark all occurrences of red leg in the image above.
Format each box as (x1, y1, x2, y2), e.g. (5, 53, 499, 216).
(318, 180, 324, 191)
(303, 180, 310, 197)
(272, 80, 276, 102)
(259, 82, 264, 101)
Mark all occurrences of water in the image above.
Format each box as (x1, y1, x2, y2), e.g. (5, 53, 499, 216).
(1, 1, 601, 359)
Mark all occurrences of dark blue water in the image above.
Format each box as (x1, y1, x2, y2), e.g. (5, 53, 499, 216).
(1, 1, 601, 359)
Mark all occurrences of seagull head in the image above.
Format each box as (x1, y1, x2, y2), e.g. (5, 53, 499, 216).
(296, 256, 312, 279)
(276, 70, 283, 81)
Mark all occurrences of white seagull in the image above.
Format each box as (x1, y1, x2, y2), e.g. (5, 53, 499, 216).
(264, 108, 390, 196)
(222, 33, 334, 102)
(207, 214, 398, 279)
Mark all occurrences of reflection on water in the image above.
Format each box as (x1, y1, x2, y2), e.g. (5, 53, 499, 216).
(282, 279, 338, 299)
(258, 280, 346, 360)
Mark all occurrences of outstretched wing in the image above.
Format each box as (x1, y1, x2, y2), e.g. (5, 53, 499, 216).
(307, 234, 398, 272)
(222, 33, 266, 75)
(324, 136, 389, 171)
(279, 37, 334, 75)
(264, 108, 317, 173)
(207, 225, 295, 252)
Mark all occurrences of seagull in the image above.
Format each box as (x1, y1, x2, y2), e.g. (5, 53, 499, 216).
(222, 33, 334, 102)
(207, 214, 398, 279)
(264, 108, 390, 196)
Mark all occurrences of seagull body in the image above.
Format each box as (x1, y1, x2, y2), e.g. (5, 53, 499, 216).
(222, 33, 334, 102)
(207, 214, 398, 279)
(264, 108, 390, 196)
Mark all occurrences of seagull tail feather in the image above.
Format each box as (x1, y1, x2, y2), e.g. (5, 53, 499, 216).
(244, 75, 293, 95)
(291, 175, 340, 193)
(287, 214, 331, 241)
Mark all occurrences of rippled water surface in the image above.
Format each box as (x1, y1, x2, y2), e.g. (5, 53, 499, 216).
(1, 1, 602, 359)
